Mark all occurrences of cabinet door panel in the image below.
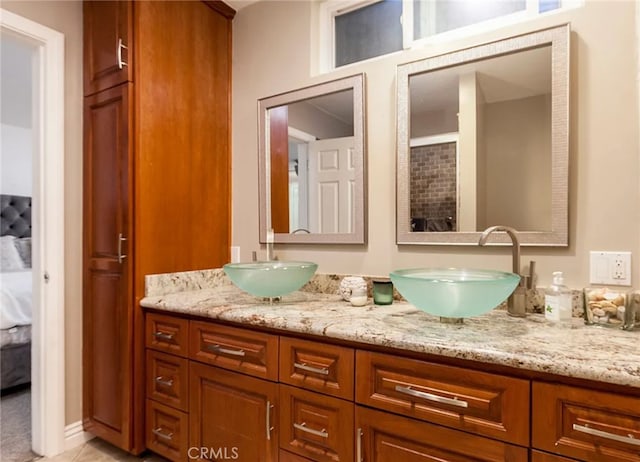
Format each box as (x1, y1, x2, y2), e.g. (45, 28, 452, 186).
(83, 1, 132, 95)
(83, 83, 133, 449)
(356, 406, 527, 462)
(189, 362, 278, 462)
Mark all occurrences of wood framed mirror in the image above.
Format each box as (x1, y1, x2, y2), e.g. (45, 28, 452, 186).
(396, 25, 569, 246)
(258, 73, 366, 244)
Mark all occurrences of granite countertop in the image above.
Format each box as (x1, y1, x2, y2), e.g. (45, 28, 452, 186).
(141, 277, 640, 389)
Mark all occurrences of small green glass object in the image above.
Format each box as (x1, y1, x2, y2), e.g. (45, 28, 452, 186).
(373, 279, 393, 305)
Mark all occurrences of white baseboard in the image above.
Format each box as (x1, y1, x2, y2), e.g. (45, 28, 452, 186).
(64, 421, 94, 451)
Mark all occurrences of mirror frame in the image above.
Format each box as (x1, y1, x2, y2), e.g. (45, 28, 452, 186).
(258, 73, 366, 244)
(396, 25, 569, 246)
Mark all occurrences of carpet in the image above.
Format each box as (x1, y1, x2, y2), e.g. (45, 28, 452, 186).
(1, 386, 39, 462)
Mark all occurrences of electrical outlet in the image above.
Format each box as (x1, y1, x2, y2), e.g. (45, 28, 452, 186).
(590, 251, 631, 286)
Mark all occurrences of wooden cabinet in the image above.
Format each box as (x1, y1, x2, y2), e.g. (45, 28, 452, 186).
(356, 406, 528, 462)
(533, 382, 640, 461)
(189, 361, 278, 462)
(83, 1, 235, 453)
(143, 313, 640, 462)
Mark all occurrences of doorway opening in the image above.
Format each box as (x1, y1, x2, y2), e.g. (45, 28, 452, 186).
(1, 8, 65, 459)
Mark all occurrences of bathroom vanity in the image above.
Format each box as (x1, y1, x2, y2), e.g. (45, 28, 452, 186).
(140, 275, 640, 462)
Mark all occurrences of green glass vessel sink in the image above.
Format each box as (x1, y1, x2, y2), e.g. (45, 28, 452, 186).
(389, 268, 520, 318)
(223, 261, 318, 298)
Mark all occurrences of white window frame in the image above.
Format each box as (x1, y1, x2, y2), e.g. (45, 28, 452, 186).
(319, 0, 582, 72)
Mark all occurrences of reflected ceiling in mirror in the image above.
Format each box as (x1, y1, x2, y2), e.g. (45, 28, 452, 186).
(258, 74, 366, 244)
(397, 25, 569, 246)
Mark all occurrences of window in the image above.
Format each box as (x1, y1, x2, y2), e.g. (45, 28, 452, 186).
(335, 0, 403, 67)
(323, 0, 579, 70)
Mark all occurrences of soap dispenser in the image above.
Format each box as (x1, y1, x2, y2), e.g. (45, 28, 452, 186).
(545, 271, 572, 324)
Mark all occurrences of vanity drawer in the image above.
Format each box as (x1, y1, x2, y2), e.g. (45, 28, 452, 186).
(356, 350, 530, 446)
(533, 382, 640, 461)
(189, 321, 278, 381)
(146, 349, 188, 412)
(280, 336, 354, 400)
(146, 399, 188, 462)
(145, 312, 189, 357)
(280, 384, 354, 462)
(356, 406, 528, 462)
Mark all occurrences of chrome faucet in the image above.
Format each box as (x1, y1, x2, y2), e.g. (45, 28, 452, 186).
(479, 225, 536, 317)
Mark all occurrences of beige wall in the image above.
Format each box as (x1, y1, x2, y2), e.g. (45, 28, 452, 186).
(2, 1, 83, 425)
(233, 0, 640, 289)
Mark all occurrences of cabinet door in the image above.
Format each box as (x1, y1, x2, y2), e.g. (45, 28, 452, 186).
(356, 406, 527, 462)
(83, 83, 134, 450)
(189, 362, 278, 462)
(83, 1, 132, 95)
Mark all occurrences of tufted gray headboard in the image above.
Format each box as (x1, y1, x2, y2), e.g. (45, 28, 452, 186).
(1, 195, 32, 238)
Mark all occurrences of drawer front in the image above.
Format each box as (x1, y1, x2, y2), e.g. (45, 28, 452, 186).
(533, 382, 640, 461)
(190, 321, 278, 380)
(356, 406, 528, 462)
(280, 336, 354, 400)
(356, 350, 530, 446)
(146, 399, 188, 462)
(280, 384, 354, 462)
(146, 312, 189, 357)
(146, 349, 188, 412)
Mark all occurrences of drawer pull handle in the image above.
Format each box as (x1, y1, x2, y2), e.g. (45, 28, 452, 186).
(356, 427, 363, 462)
(152, 427, 173, 441)
(206, 344, 246, 357)
(293, 422, 329, 438)
(573, 424, 640, 446)
(153, 331, 174, 342)
(117, 38, 128, 69)
(154, 376, 174, 388)
(395, 385, 469, 408)
(266, 400, 274, 440)
(294, 362, 330, 376)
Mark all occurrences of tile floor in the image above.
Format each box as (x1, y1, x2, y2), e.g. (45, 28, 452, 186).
(37, 439, 168, 462)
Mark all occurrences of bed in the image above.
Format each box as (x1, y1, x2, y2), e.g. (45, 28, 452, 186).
(0, 194, 32, 391)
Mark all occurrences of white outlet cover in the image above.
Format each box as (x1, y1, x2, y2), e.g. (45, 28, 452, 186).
(589, 251, 631, 286)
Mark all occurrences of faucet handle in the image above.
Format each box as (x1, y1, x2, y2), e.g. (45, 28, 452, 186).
(527, 260, 537, 289)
